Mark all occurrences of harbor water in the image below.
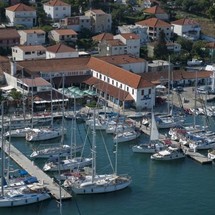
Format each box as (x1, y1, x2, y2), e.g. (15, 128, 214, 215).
(1, 115, 215, 215)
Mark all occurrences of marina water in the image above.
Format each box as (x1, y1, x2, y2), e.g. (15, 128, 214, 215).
(1, 115, 215, 215)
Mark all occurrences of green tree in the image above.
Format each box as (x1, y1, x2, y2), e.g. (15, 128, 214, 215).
(9, 89, 22, 101)
(191, 40, 209, 59)
(0, 2, 7, 23)
(207, 5, 215, 21)
(154, 30, 168, 60)
(177, 37, 193, 53)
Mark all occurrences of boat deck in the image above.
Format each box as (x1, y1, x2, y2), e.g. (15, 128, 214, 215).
(0, 140, 72, 200)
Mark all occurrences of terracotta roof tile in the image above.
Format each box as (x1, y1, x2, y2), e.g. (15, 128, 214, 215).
(44, 0, 70, 6)
(144, 6, 166, 14)
(84, 77, 133, 101)
(136, 18, 171, 27)
(20, 29, 45, 34)
(120, 33, 140, 40)
(206, 42, 215, 49)
(0, 28, 20, 40)
(90, 9, 106, 14)
(171, 18, 199, 26)
(46, 43, 76, 53)
(15, 45, 46, 52)
(20, 77, 51, 87)
(92, 33, 113, 42)
(87, 57, 153, 89)
(6, 3, 35, 12)
(106, 39, 125, 46)
(17, 57, 90, 74)
(52, 29, 77, 35)
(97, 55, 146, 65)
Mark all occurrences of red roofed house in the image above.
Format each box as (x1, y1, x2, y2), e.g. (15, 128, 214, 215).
(143, 5, 169, 21)
(49, 29, 78, 43)
(87, 57, 155, 109)
(46, 43, 79, 59)
(18, 29, 46, 45)
(85, 9, 112, 33)
(94, 33, 140, 57)
(5, 3, 37, 27)
(0, 28, 20, 51)
(60, 16, 91, 32)
(43, 0, 71, 21)
(171, 18, 201, 41)
(136, 17, 172, 41)
(12, 45, 46, 61)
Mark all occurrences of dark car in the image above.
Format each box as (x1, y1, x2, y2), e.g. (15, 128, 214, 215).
(173, 86, 184, 92)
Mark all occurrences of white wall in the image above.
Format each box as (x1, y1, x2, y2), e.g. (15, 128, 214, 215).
(46, 51, 79, 59)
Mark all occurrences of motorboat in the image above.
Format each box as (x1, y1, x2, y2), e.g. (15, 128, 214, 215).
(187, 58, 203, 66)
(151, 146, 185, 161)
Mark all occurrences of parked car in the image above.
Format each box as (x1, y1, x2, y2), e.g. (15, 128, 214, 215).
(173, 86, 184, 92)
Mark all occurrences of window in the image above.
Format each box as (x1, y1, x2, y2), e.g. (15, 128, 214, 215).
(120, 84, 122, 89)
(99, 74, 102, 79)
(149, 89, 151, 94)
(107, 78, 110, 83)
(96, 72, 98, 77)
(112, 80, 114, 85)
(104, 76, 106, 81)
(55, 7, 58, 10)
(63, 7, 66, 10)
(116, 82, 118, 87)
(127, 87, 129, 91)
(132, 89, 134, 95)
(141, 90, 144, 95)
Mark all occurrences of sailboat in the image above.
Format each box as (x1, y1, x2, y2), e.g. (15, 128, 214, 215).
(25, 74, 66, 142)
(132, 112, 166, 153)
(43, 95, 92, 172)
(0, 102, 50, 208)
(63, 109, 131, 194)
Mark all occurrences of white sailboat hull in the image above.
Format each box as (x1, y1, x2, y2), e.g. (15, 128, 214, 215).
(66, 174, 131, 194)
(0, 193, 50, 207)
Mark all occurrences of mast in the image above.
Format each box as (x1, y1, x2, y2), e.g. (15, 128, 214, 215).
(1, 101, 4, 196)
(31, 75, 34, 129)
(50, 73, 53, 128)
(61, 74, 65, 146)
(167, 56, 171, 115)
(193, 70, 197, 128)
(92, 108, 96, 182)
(6, 116, 12, 185)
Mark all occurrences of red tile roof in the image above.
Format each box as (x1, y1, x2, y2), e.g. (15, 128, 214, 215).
(20, 77, 51, 87)
(90, 9, 106, 15)
(206, 42, 215, 49)
(52, 29, 77, 36)
(46, 43, 76, 53)
(106, 39, 125, 46)
(87, 57, 154, 89)
(84, 77, 133, 101)
(17, 57, 90, 74)
(136, 18, 171, 27)
(144, 6, 166, 14)
(6, 3, 35, 11)
(171, 18, 199, 26)
(21, 29, 45, 34)
(97, 55, 146, 65)
(44, 0, 70, 6)
(16, 45, 46, 52)
(0, 28, 20, 40)
(92, 33, 113, 42)
(120, 33, 140, 40)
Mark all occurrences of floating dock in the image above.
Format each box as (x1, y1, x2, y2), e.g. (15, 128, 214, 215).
(0, 140, 72, 200)
(181, 145, 212, 164)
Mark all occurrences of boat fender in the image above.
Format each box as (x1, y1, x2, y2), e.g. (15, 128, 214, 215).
(25, 199, 28, 203)
(91, 189, 93, 193)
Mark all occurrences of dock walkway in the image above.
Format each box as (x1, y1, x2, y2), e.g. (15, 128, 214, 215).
(181, 145, 212, 164)
(0, 140, 72, 200)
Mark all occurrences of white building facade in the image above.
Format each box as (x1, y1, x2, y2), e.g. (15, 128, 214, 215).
(5, 3, 37, 27)
(18, 29, 46, 45)
(12, 45, 46, 61)
(43, 0, 71, 21)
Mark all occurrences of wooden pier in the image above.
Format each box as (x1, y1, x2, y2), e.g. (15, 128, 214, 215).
(181, 145, 212, 164)
(0, 140, 72, 200)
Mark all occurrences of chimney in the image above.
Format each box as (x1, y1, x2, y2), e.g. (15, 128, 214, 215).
(10, 58, 17, 76)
